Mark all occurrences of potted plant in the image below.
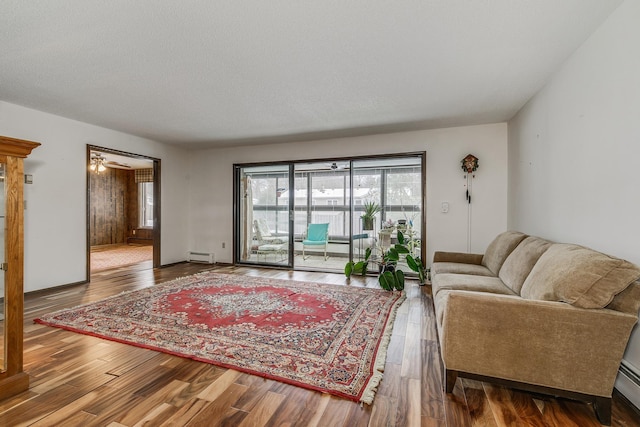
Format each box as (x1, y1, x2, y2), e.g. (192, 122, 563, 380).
(344, 230, 427, 291)
(361, 200, 381, 230)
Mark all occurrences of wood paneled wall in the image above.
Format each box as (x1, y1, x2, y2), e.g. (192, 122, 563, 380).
(128, 227, 153, 243)
(89, 168, 137, 246)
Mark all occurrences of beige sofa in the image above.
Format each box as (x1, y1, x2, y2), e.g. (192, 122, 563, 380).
(431, 231, 640, 425)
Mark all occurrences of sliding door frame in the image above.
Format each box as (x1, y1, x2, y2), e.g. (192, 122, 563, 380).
(233, 151, 426, 271)
(233, 163, 295, 268)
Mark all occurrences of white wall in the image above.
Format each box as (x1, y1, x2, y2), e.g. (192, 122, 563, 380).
(508, 0, 640, 406)
(0, 101, 191, 292)
(188, 123, 508, 267)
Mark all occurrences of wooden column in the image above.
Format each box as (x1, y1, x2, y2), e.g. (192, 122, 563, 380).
(0, 136, 40, 401)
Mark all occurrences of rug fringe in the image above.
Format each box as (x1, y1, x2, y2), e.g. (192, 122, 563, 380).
(359, 289, 407, 405)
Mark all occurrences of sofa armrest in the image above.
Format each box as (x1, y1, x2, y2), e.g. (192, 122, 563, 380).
(439, 291, 638, 397)
(433, 251, 484, 264)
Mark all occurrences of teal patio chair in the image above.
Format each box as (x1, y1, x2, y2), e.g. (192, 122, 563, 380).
(302, 223, 329, 260)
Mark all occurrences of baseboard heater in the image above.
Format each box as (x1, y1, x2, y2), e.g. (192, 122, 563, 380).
(617, 361, 640, 411)
(620, 362, 640, 386)
(187, 251, 215, 264)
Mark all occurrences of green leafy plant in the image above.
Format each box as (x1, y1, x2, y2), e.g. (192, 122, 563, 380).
(345, 230, 426, 291)
(344, 247, 371, 277)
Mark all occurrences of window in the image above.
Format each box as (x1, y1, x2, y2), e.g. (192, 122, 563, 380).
(139, 182, 154, 227)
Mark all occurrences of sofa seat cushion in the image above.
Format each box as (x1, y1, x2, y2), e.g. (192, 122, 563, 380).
(432, 262, 494, 277)
(499, 236, 553, 294)
(481, 231, 528, 275)
(521, 244, 640, 308)
(432, 273, 517, 297)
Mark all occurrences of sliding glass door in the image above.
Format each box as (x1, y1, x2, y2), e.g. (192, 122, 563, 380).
(234, 153, 424, 273)
(293, 161, 351, 270)
(352, 157, 423, 274)
(236, 164, 293, 267)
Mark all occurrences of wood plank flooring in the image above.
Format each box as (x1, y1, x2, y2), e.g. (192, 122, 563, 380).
(1, 262, 639, 426)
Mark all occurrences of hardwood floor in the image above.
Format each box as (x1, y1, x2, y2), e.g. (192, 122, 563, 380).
(1, 262, 639, 426)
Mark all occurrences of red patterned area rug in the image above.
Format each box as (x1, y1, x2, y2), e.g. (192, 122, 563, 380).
(35, 272, 405, 404)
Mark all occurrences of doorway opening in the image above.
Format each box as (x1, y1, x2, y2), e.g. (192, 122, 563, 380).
(86, 145, 161, 278)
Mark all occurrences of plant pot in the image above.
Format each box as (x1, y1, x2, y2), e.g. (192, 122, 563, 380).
(362, 217, 374, 230)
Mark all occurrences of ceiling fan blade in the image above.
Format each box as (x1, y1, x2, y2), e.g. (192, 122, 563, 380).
(104, 161, 133, 169)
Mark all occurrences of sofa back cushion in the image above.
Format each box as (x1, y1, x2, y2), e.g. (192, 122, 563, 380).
(607, 280, 640, 315)
(521, 244, 640, 308)
(499, 236, 552, 294)
(481, 231, 528, 275)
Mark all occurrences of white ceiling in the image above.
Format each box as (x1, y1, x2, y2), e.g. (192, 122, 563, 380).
(0, 1, 622, 149)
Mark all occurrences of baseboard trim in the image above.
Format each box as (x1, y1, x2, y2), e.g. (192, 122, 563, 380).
(25, 280, 89, 298)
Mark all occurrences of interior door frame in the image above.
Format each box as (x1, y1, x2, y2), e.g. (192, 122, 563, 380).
(86, 145, 161, 280)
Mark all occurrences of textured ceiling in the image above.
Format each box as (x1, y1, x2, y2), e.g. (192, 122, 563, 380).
(0, 1, 623, 149)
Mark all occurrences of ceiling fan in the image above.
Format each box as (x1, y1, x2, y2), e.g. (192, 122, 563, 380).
(326, 161, 349, 171)
(90, 152, 133, 173)
(89, 153, 107, 173)
(104, 160, 133, 170)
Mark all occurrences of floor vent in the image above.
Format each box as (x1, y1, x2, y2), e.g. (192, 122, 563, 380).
(187, 251, 215, 264)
